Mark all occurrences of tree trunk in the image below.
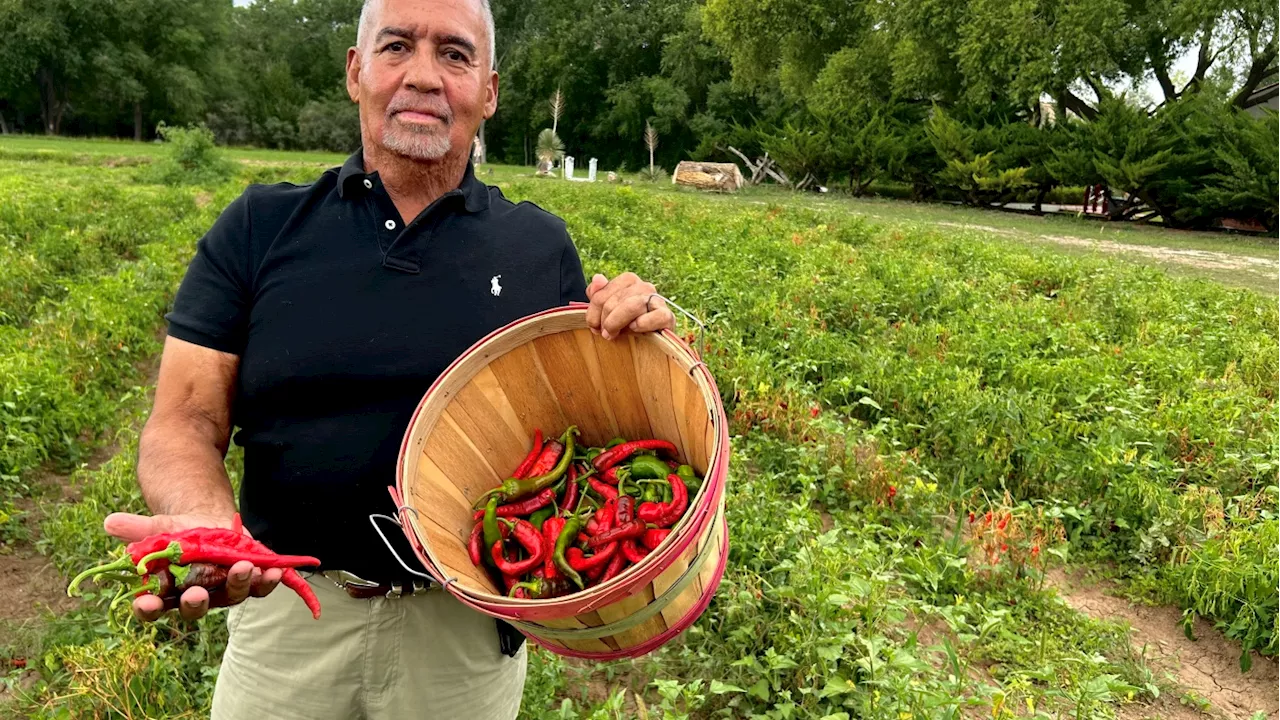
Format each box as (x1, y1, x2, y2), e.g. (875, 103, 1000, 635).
(1058, 90, 1099, 121)
(134, 101, 143, 142)
(0, 110, 8, 135)
(477, 120, 486, 164)
(1033, 186, 1048, 214)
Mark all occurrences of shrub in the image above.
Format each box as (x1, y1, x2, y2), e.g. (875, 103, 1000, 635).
(145, 123, 236, 185)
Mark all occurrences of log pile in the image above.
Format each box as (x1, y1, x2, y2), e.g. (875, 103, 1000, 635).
(672, 161, 744, 192)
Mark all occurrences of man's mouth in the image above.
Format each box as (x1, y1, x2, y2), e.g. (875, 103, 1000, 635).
(393, 110, 448, 126)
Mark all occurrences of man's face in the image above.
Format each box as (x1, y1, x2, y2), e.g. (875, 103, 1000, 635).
(346, 0, 498, 162)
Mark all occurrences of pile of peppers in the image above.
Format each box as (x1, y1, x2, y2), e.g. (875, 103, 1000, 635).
(67, 514, 323, 619)
(469, 426, 703, 599)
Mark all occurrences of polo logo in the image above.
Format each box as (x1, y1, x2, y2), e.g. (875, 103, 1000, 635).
(490, 275, 503, 296)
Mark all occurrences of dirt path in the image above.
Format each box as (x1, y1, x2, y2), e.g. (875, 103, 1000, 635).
(933, 221, 1279, 282)
(1050, 569, 1278, 720)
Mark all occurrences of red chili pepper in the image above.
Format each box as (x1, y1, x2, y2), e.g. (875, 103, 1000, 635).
(598, 466, 623, 485)
(637, 474, 688, 527)
(560, 465, 580, 515)
(526, 439, 564, 478)
(589, 478, 619, 502)
(591, 439, 677, 472)
(512, 429, 544, 479)
(621, 540, 648, 564)
(543, 517, 564, 580)
(641, 528, 670, 550)
(468, 522, 485, 567)
(470, 488, 556, 522)
(615, 495, 635, 524)
(586, 499, 615, 536)
(566, 542, 618, 572)
(587, 520, 645, 548)
(600, 551, 627, 582)
(490, 520, 544, 576)
(280, 569, 322, 619)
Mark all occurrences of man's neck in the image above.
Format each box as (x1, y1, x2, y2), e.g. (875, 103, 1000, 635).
(363, 144, 468, 224)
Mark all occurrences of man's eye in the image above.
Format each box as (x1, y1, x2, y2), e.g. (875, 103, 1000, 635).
(445, 50, 468, 62)
(385, 42, 407, 53)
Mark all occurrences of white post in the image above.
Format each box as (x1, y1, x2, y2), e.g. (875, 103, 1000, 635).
(564, 156, 575, 180)
(588, 158, 598, 182)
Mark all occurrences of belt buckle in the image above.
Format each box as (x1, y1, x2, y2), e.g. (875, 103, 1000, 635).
(387, 580, 431, 598)
(323, 569, 381, 592)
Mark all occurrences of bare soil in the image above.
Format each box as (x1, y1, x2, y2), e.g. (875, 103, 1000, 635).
(1049, 568, 1279, 720)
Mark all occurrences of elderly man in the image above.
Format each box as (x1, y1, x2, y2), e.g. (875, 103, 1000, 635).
(99, 0, 673, 717)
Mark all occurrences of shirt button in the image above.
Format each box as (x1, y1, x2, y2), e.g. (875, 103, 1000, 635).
(384, 219, 397, 230)
(363, 179, 373, 189)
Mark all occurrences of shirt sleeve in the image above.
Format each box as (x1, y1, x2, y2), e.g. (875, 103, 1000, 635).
(559, 232, 589, 305)
(165, 192, 254, 355)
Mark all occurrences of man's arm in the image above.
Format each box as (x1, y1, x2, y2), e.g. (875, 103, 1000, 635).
(138, 336, 239, 518)
(103, 336, 281, 622)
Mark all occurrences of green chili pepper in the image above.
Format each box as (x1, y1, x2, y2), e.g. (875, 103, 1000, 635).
(482, 497, 502, 569)
(677, 464, 702, 494)
(553, 516, 584, 589)
(529, 507, 555, 530)
(642, 483, 659, 503)
(473, 426, 579, 508)
(606, 437, 626, 448)
(629, 454, 670, 480)
(586, 447, 603, 462)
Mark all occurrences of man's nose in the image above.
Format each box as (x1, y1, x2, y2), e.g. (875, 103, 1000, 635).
(403, 49, 445, 94)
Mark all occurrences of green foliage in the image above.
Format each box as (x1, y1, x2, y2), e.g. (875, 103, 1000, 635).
(1192, 110, 1279, 232)
(146, 123, 236, 185)
(926, 107, 1033, 205)
(296, 96, 361, 154)
(536, 129, 566, 169)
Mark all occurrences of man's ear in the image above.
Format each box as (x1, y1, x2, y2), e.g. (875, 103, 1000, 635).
(346, 47, 361, 103)
(483, 71, 499, 120)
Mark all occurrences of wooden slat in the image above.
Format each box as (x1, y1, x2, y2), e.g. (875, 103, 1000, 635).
(633, 337, 683, 459)
(412, 455, 475, 536)
(672, 359, 712, 474)
(560, 636, 617, 654)
(407, 494, 493, 593)
(470, 366, 529, 441)
(423, 416, 501, 505)
(532, 332, 618, 448)
(489, 343, 569, 440)
(589, 333, 653, 441)
(450, 381, 529, 478)
(605, 585, 666, 649)
(660, 519, 723, 628)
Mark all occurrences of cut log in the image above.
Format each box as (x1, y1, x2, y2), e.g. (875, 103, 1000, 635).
(672, 161, 744, 192)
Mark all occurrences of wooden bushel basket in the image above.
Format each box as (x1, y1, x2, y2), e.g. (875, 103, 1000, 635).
(380, 303, 729, 659)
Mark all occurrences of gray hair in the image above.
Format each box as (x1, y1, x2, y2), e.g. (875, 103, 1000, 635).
(357, 0, 496, 70)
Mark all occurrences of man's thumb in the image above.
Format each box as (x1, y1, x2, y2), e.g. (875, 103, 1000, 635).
(103, 512, 160, 543)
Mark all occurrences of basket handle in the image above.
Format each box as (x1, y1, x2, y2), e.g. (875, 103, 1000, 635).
(648, 293, 709, 373)
(368, 512, 439, 584)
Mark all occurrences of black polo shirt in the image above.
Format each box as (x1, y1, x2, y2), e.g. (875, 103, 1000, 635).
(166, 150, 589, 581)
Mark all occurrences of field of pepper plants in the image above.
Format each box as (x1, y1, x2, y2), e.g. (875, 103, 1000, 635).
(0, 138, 1275, 720)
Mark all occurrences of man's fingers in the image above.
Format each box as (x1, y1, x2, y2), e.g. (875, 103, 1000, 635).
(586, 273, 638, 331)
(628, 306, 676, 335)
(132, 593, 166, 623)
(585, 273, 608, 301)
(209, 560, 255, 608)
(250, 567, 283, 598)
(178, 586, 211, 621)
(601, 294, 655, 339)
(104, 512, 161, 543)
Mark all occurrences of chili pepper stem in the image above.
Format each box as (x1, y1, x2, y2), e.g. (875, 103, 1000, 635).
(135, 541, 183, 573)
(109, 577, 158, 614)
(67, 555, 139, 597)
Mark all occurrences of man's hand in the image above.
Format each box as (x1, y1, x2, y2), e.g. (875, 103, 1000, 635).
(585, 272, 676, 340)
(103, 512, 283, 623)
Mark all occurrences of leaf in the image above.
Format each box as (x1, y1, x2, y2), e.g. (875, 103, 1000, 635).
(747, 678, 770, 702)
(818, 714, 850, 720)
(818, 675, 857, 698)
(711, 681, 746, 695)
(1240, 649, 1252, 673)
(858, 396, 882, 410)
(827, 593, 851, 606)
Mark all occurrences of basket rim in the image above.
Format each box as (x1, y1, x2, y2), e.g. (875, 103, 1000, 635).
(392, 302, 730, 610)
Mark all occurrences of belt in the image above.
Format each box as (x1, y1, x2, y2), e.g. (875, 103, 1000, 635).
(321, 569, 434, 599)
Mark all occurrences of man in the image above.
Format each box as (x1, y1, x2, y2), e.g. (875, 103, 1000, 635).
(99, 0, 674, 717)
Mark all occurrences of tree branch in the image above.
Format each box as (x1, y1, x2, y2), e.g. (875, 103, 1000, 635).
(1059, 89, 1099, 121)
(1232, 40, 1278, 108)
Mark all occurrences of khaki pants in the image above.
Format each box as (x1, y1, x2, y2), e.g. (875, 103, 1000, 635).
(211, 573, 527, 720)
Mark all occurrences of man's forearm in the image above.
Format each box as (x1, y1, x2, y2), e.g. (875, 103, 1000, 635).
(137, 416, 238, 518)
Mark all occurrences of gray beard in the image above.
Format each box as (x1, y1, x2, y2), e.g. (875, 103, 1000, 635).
(382, 120, 453, 161)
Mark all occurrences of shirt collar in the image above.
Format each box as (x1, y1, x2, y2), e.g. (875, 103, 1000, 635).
(336, 148, 490, 214)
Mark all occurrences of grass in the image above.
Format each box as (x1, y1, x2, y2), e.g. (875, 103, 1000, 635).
(0, 139, 1273, 719)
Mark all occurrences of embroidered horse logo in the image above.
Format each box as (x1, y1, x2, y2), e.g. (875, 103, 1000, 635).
(490, 275, 503, 297)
